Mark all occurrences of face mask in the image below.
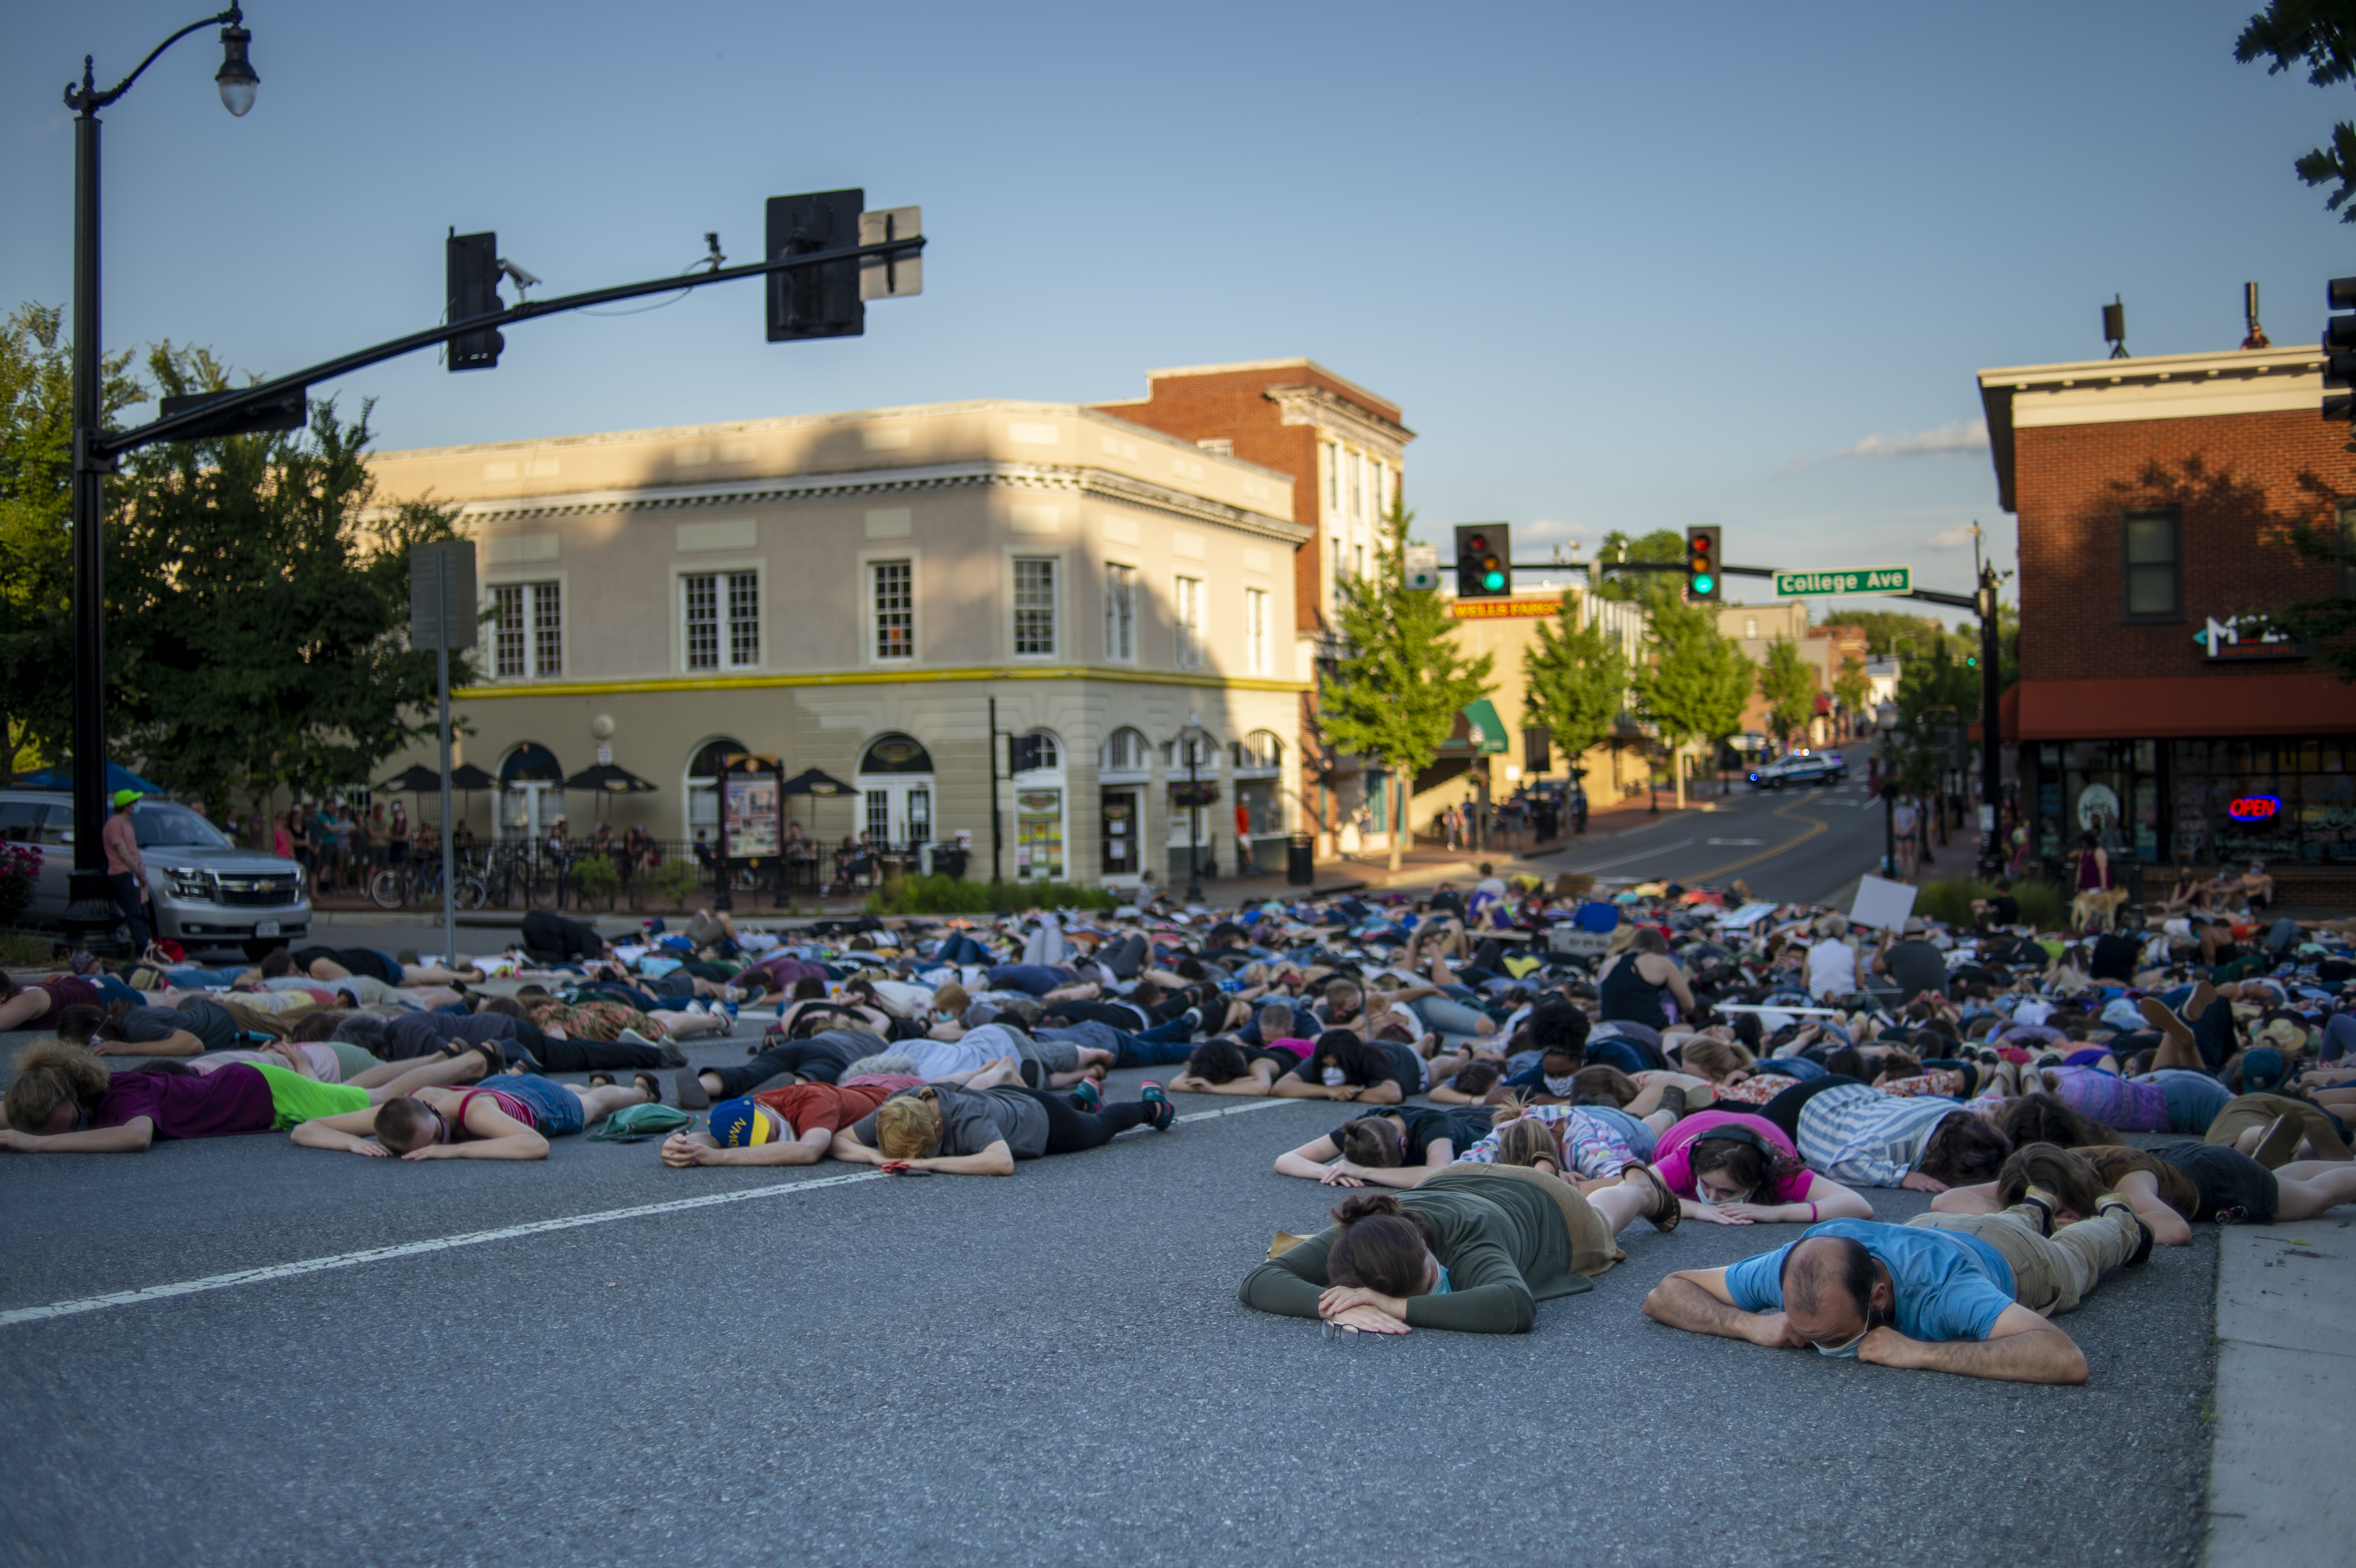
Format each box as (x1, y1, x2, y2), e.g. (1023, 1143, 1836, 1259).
(1321, 1067, 1348, 1087)
(1544, 1073, 1578, 1097)
(1811, 1323, 1869, 1358)
(1430, 1262, 1452, 1295)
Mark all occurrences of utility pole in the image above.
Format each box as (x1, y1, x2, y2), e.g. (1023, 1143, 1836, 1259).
(988, 696, 1003, 884)
(1975, 530, 2006, 882)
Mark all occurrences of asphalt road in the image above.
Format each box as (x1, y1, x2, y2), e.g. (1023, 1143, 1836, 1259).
(1543, 772, 1911, 909)
(0, 1018, 2218, 1568)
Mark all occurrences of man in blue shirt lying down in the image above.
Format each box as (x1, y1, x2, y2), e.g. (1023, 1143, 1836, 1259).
(1639, 1175, 2152, 1383)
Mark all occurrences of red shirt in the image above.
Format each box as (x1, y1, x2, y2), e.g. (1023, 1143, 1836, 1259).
(751, 1079, 909, 1138)
(102, 811, 141, 876)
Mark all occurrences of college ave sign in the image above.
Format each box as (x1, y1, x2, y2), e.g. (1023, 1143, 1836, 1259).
(1774, 566, 1911, 597)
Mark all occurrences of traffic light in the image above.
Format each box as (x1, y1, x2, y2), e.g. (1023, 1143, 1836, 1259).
(2325, 276, 2356, 422)
(1685, 525, 1722, 602)
(1454, 523, 1511, 598)
(766, 188, 865, 342)
(446, 229, 504, 371)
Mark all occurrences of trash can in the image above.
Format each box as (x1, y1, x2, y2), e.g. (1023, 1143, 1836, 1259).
(932, 845, 970, 881)
(1286, 832, 1315, 887)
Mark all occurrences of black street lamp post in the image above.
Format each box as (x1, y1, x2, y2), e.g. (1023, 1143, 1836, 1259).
(61, 7, 258, 952)
(1180, 712, 1207, 905)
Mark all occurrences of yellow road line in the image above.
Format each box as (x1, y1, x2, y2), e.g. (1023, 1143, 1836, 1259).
(1681, 793, 1833, 883)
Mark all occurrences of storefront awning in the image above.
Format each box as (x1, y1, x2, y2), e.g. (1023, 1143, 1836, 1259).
(2011, 673, 2356, 741)
(1462, 699, 1509, 754)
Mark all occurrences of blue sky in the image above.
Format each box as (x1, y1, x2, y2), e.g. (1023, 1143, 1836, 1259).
(6, 1, 2349, 617)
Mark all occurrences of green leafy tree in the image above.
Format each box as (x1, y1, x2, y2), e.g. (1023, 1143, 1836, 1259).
(1757, 635, 1817, 748)
(1522, 591, 1628, 773)
(2269, 526, 2356, 679)
(1324, 497, 1495, 870)
(0, 303, 141, 783)
(1833, 653, 1873, 722)
(2236, 1, 2356, 220)
(0, 311, 473, 813)
(1637, 598, 1754, 807)
(1594, 528, 1689, 614)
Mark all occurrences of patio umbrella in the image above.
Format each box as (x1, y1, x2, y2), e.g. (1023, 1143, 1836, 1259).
(379, 764, 444, 794)
(18, 761, 165, 795)
(564, 762, 659, 823)
(780, 768, 854, 797)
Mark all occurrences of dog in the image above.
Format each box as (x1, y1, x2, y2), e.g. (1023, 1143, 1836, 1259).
(2070, 886, 2132, 933)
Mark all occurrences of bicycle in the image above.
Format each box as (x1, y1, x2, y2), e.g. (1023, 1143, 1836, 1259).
(370, 854, 486, 911)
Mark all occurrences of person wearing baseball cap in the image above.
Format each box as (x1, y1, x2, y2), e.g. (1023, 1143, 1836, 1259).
(102, 788, 150, 953)
(659, 1074, 921, 1168)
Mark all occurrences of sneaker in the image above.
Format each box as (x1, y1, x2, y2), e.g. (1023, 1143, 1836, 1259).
(1069, 1079, 1102, 1112)
(2252, 1115, 2304, 1170)
(2017, 1187, 2057, 1237)
(1141, 1082, 1174, 1132)
(656, 1041, 689, 1068)
(617, 1027, 660, 1051)
(2099, 1197, 2157, 1266)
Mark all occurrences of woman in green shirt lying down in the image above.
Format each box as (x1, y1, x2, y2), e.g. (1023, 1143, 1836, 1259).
(1238, 1161, 1680, 1334)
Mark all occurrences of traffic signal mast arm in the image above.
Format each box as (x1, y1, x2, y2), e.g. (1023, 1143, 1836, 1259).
(90, 230, 925, 461)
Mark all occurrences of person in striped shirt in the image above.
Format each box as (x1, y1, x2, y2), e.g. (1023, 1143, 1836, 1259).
(1782, 1080, 2012, 1192)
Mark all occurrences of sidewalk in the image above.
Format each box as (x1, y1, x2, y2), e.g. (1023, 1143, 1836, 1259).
(2205, 1213, 2355, 1568)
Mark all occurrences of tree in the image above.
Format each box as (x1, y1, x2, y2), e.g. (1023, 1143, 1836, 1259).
(0, 303, 141, 784)
(1594, 528, 1688, 613)
(1323, 496, 1495, 870)
(1815, 606, 1962, 660)
(1637, 598, 1754, 808)
(1522, 591, 1628, 775)
(2236, 1, 2356, 221)
(0, 309, 473, 814)
(2269, 525, 2356, 679)
(1757, 636, 1817, 749)
(1833, 653, 1873, 725)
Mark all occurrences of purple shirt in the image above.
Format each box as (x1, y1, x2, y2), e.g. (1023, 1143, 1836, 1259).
(95, 1064, 275, 1140)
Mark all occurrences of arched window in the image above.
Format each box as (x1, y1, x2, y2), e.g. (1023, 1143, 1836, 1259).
(1233, 730, 1284, 773)
(683, 736, 748, 843)
(1161, 730, 1218, 770)
(1101, 726, 1149, 776)
(1011, 729, 1061, 775)
(499, 743, 564, 840)
(855, 733, 936, 849)
(857, 733, 935, 774)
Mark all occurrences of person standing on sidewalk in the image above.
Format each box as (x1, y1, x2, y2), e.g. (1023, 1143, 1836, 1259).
(1235, 799, 1257, 875)
(101, 790, 152, 954)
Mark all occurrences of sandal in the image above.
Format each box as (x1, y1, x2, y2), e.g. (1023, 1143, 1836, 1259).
(1623, 1162, 1682, 1232)
(589, 1072, 616, 1089)
(633, 1071, 663, 1105)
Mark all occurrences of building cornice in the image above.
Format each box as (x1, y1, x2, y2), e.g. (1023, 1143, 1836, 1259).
(447, 460, 1314, 544)
(1974, 345, 2327, 512)
(456, 664, 1312, 701)
(1264, 384, 1416, 459)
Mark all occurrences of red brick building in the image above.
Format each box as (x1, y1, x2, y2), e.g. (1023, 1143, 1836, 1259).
(1978, 343, 2356, 874)
(1092, 360, 1413, 848)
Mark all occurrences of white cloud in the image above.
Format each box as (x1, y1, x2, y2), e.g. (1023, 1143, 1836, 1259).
(1927, 525, 1979, 549)
(1520, 518, 1590, 544)
(1774, 418, 1989, 475)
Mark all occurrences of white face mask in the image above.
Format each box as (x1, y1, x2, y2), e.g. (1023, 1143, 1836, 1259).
(1544, 1072, 1579, 1097)
(1321, 1066, 1348, 1087)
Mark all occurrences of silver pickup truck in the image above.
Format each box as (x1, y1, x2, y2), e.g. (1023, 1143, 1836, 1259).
(0, 790, 312, 958)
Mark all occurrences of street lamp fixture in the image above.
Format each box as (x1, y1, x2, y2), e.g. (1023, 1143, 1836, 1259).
(1179, 712, 1208, 906)
(59, 5, 257, 952)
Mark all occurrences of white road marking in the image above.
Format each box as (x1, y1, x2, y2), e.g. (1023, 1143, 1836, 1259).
(1704, 838, 1765, 846)
(0, 1096, 1297, 1329)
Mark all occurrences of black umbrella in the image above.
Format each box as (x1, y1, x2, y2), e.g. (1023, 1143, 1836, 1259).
(379, 764, 444, 793)
(448, 763, 495, 791)
(780, 768, 854, 797)
(564, 763, 660, 795)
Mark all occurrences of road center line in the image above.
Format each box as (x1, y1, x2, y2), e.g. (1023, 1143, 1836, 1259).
(0, 1096, 1295, 1329)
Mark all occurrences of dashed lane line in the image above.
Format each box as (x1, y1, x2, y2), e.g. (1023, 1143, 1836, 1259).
(0, 1099, 1296, 1329)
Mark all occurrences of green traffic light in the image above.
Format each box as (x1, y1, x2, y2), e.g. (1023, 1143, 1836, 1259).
(1483, 570, 1505, 591)
(1692, 573, 1714, 595)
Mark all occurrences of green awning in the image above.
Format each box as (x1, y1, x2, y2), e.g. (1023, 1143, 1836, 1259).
(1463, 698, 1509, 754)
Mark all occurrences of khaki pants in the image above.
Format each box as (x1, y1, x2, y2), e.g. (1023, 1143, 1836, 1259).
(1905, 1202, 2140, 1319)
(2205, 1093, 2352, 1162)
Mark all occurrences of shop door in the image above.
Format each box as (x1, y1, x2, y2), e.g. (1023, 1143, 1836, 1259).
(1016, 789, 1064, 881)
(1100, 790, 1137, 879)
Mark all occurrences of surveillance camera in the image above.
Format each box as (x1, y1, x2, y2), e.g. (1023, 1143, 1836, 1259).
(496, 258, 542, 292)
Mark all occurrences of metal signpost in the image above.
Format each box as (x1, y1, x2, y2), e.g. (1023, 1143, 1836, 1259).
(408, 540, 476, 969)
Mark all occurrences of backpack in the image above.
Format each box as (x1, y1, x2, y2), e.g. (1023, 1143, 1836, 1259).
(586, 1104, 693, 1142)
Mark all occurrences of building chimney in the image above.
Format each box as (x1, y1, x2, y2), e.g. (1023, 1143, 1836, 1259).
(2241, 281, 2270, 349)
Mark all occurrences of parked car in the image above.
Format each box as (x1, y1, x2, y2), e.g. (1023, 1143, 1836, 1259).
(0, 790, 312, 958)
(1745, 751, 1847, 790)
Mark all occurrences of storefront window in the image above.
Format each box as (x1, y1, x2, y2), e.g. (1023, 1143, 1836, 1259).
(2171, 740, 2352, 864)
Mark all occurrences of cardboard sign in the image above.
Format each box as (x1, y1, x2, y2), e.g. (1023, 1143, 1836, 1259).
(1848, 874, 1918, 934)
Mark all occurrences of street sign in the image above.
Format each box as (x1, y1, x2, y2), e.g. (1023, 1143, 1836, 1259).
(408, 539, 478, 650)
(1774, 565, 1911, 597)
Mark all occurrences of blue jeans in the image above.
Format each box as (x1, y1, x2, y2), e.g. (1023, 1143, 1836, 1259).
(93, 973, 144, 1007)
(2138, 1068, 2233, 1133)
(164, 965, 245, 988)
(109, 871, 151, 953)
(497, 1076, 585, 1137)
(1582, 1104, 1658, 1163)
(2322, 1014, 2356, 1063)
(1412, 996, 1493, 1037)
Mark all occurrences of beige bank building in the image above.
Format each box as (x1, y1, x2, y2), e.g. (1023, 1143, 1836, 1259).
(368, 397, 1313, 888)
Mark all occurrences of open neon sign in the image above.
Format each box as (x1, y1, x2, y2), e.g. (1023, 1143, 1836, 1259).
(2226, 795, 2283, 821)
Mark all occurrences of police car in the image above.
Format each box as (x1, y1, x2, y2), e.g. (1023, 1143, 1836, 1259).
(1745, 751, 1847, 789)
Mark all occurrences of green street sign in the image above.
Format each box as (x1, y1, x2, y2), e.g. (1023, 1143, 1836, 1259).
(1774, 565, 1912, 597)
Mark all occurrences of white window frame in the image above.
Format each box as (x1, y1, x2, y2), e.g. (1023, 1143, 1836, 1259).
(484, 573, 567, 680)
(1104, 559, 1138, 663)
(673, 560, 765, 674)
(860, 548, 922, 666)
(1244, 586, 1270, 675)
(1100, 725, 1152, 780)
(1175, 574, 1205, 670)
(1007, 551, 1063, 660)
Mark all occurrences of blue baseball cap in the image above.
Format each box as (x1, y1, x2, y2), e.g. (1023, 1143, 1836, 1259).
(2239, 1047, 2287, 1095)
(707, 1098, 779, 1146)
